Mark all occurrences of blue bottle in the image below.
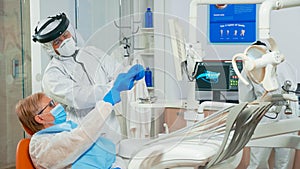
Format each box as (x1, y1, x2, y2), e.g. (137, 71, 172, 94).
(145, 8, 153, 28)
(145, 67, 153, 87)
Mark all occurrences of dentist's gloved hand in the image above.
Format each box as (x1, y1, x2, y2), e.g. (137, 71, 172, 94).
(103, 64, 145, 105)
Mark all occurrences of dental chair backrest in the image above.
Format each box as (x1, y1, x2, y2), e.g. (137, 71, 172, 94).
(16, 138, 35, 169)
(16, 125, 35, 169)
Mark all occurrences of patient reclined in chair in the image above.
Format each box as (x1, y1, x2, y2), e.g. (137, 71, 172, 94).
(126, 97, 280, 169)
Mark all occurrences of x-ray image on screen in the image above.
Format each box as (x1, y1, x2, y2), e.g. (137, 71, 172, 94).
(196, 62, 229, 91)
(195, 60, 242, 91)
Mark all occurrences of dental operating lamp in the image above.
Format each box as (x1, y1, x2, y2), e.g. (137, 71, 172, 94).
(232, 40, 285, 92)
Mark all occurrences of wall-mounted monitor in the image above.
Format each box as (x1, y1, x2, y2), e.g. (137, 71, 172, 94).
(195, 60, 243, 91)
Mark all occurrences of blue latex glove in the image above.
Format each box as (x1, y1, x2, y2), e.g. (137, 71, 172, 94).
(103, 64, 145, 105)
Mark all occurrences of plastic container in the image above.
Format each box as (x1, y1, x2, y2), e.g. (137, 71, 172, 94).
(144, 8, 153, 28)
(145, 67, 153, 87)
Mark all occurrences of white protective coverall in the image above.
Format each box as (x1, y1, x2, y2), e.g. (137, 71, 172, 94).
(42, 46, 123, 144)
(238, 61, 299, 169)
(29, 101, 126, 169)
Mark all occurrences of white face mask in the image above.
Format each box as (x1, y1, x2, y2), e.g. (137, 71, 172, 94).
(56, 37, 77, 56)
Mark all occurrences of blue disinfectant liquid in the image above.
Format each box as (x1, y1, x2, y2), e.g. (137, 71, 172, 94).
(145, 67, 153, 87)
(145, 8, 153, 28)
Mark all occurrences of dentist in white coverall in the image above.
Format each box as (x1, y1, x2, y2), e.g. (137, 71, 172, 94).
(238, 43, 299, 169)
(32, 12, 123, 144)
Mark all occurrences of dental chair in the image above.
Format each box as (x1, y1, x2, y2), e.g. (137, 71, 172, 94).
(127, 101, 274, 169)
(16, 125, 35, 169)
(16, 138, 35, 169)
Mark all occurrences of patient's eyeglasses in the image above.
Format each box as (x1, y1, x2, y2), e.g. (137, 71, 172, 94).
(37, 100, 56, 115)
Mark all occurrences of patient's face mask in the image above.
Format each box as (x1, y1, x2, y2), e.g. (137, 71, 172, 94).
(50, 104, 67, 124)
(56, 37, 76, 57)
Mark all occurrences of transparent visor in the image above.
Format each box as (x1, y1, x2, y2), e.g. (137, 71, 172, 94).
(41, 24, 78, 58)
(50, 25, 78, 50)
(34, 14, 84, 58)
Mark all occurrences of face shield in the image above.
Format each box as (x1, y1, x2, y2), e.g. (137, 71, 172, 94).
(32, 13, 79, 58)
